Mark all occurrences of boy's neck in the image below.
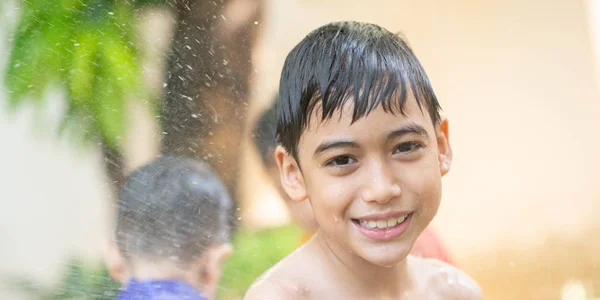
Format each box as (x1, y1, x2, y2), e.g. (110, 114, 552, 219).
(127, 258, 201, 290)
(314, 231, 413, 296)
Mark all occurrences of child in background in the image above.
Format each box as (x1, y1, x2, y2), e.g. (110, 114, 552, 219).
(104, 156, 233, 300)
(252, 102, 318, 245)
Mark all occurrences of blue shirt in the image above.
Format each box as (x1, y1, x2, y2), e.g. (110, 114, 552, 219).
(115, 279, 208, 300)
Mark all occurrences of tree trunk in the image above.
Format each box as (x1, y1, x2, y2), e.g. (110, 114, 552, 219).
(161, 0, 263, 223)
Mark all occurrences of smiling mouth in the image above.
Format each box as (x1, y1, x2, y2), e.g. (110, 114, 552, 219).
(352, 213, 412, 230)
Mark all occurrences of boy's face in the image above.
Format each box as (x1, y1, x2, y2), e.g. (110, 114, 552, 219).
(276, 96, 452, 267)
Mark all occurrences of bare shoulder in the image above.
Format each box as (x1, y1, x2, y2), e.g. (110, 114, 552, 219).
(244, 269, 314, 300)
(244, 246, 317, 300)
(244, 278, 299, 300)
(412, 256, 483, 299)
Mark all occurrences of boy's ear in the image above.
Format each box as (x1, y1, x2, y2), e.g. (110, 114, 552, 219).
(104, 239, 128, 284)
(436, 117, 453, 176)
(198, 243, 233, 299)
(274, 145, 308, 203)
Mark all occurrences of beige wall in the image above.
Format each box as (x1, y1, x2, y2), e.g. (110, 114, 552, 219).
(241, 0, 600, 298)
(0, 100, 112, 297)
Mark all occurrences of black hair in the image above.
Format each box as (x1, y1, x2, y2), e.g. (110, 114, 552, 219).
(251, 100, 278, 167)
(276, 21, 442, 160)
(115, 156, 232, 265)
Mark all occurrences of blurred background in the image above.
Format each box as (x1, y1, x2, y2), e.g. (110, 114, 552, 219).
(1, 0, 600, 299)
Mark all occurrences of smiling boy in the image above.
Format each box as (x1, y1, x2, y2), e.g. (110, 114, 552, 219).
(244, 21, 482, 299)
(252, 100, 456, 264)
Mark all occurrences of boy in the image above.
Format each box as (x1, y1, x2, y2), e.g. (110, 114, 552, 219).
(253, 101, 455, 265)
(104, 156, 233, 299)
(245, 21, 482, 299)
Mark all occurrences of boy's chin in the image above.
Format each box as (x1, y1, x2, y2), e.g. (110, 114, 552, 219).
(356, 243, 412, 268)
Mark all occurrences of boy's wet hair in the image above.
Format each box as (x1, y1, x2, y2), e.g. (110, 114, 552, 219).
(251, 101, 278, 168)
(276, 21, 442, 160)
(115, 156, 232, 265)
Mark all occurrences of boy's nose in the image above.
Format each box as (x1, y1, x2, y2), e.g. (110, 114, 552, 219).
(360, 163, 402, 204)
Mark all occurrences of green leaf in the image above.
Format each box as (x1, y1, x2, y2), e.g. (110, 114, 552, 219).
(53, 259, 87, 298)
(87, 262, 121, 299)
(100, 29, 140, 95)
(93, 65, 126, 150)
(4, 20, 44, 107)
(134, 0, 172, 6)
(68, 30, 98, 107)
(4, 0, 76, 108)
(4, 0, 148, 151)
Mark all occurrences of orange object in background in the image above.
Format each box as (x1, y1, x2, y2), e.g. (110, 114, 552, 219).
(411, 227, 454, 265)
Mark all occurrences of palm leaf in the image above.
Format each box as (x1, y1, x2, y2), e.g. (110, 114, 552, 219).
(4, 0, 145, 151)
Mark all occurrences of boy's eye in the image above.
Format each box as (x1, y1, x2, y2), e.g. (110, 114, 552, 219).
(325, 155, 356, 167)
(393, 141, 423, 154)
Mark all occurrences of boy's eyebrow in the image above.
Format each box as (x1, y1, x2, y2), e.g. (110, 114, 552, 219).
(312, 124, 428, 157)
(313, 140, 359, 157)
(387, 124, 429, 141)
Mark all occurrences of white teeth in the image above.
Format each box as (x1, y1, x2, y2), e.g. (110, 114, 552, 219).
(387, 218, 397, 227)
(359, 214, 409, 229)
(397, 215, 407, 224)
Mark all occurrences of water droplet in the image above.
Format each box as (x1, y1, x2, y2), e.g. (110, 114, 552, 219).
(301, 287, 309, 295)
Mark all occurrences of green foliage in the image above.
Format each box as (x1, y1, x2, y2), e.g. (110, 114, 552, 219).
(4, 0, 143, 150)
(6, 257, 120, 299)
(6, 225, 303, 299)
(134, 0, 171, 6)
(217, 224, 304, 300)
